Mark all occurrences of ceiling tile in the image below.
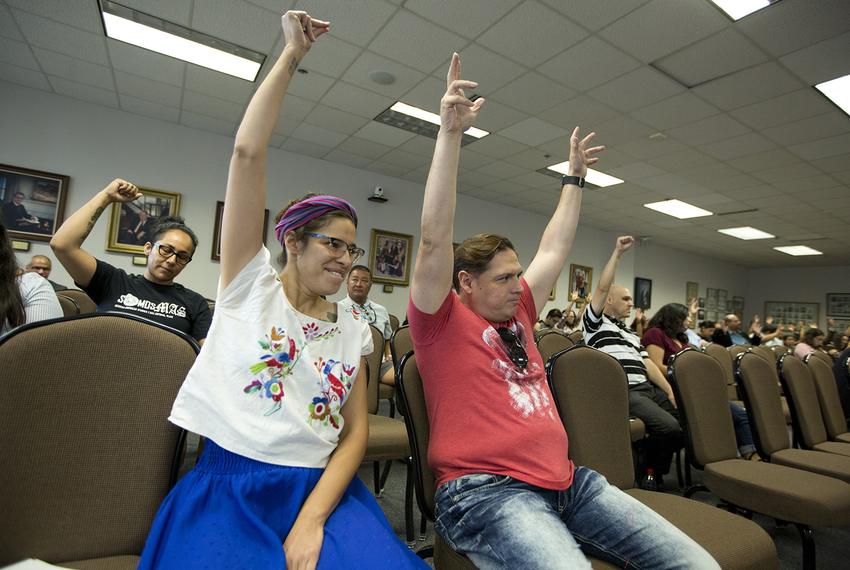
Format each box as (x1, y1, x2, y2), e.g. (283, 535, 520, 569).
(436, 43, 526, 93)
(323, 149, 372, 169)
(400, 76, 445, 113)
(369, 10, 467, 73)
(737, 0, 850, 57)
(0, 37, 40, 70)
(780, 31, 850, 85)
(537, 95, 619, 131)
(599, 0, 727, 63)
(811, 153, 850, 174)
(654, 28, 769, 87)
(289, 34, 362, 79)
(607, 162, 668, 180)
(405, 0, 521, 39)
(291, 122, 349, 148)
(458, 149, 497, 169)
(48, 75, 118, 108)
(490, 71, 576, 114)
(273, 114, 300, 137)
(341, 50, 425, 98)
(365, 160, 409, 177)
(278, 92, 316, 120)
(7, 0, 104, 34)
(476, 161, 528, 180)
(475, 100, 529, 132)
(477, 0, 587, 67)
(693, 62, 804, 111)
(13, 9, 109, 66)
(761, 112, 850, 147)
(503, 147, 557, 170)
(183, 90, 245, 122)
(280, 136, 332, 159)
(587, 66, 684, 113)
(192, 0, 280, 53)
(615, 137, 688, 160)
(106, 39, 185, 87)
(397, 135, 438, 156)
(458, 169, 500, 188)
(286, 69, 335, 102)
(185, 66, 254, 105)
(699, 132, 777, 162)
(728, 88, 834, 131)
(541, 0, 650, 31)
(296, 0, 397, 47)
(629, 92, 719, 132)
(667, 113, 750, 146)
(118, 0, 194, 26)
(726, 148, 800, 173)
(119, 93, 180, 123)
(751, 162, 813, 184)
(304, 104, 370, 135)
(335, 136, 392, 160)
(0, 4, 25, 41)
(593, 115, 655, 146)
(321, 81, 394, 118)
(499, 117, 570, 146)
(379, 148, 429, 170)
(113, 71, 182, 108)
(32, 48, 114, 91)
(465, 134, 529, 159)
(537, 36, 641, 92)
(0, 62, 51, 91)
(788, 132, 850, 161)
(353, 121, 415, 146)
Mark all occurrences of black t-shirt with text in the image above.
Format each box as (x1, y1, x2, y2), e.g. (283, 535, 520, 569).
(80, 260, 211, 341)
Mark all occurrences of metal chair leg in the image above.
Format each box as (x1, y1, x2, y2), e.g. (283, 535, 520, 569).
(795, 523, 815, 570)
(405, 460, 415, 547)
(379, 458, 394, 493)
(419, 513, 428, 541)
(388, 398, 396, 418)
(683, 484, 708, 498)
(373, 461, 382, 497)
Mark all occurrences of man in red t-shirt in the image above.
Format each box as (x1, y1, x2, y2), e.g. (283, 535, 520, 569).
(407, 54, 718, 569)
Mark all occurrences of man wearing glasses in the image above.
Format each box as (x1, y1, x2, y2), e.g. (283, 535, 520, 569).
(51, 178, 211, 344)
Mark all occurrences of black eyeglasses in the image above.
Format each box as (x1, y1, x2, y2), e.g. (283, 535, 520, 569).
(497, 327, 528, 370)
(154, 242, 192, 265)
(305, 232, 365, 262)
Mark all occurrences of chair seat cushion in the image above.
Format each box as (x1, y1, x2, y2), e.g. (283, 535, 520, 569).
(629, 418, 645, 442)
(58, 555, 141, 570)
(835, 432, 850, 444)
(703, 459, 850, 527)
(771, 448, 850, 483)
(812, 441, 850, 457)
(365, 415, 409, 461)
(625, 489, 777, 570)
(379, 382, 395, 400)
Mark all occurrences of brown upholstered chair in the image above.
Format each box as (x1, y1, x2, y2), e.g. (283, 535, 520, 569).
(56, 293, 80, 316)
(568, 329, 583, 345)
(549, 345, 778, 570)
(536, 329, 573, 365)
(778, 354, 850, 456)
(389, 313, 400, 333)
(58, 289, 97, 314)
(728, 344, 751, 360)
(750, 345, 776, 363)
(704, 343, 740, 402)
(734, 352, 850, 482)
(808, 350, 834, 366)
(669, 348, 850, 570)
(390, 324, 412, 369)
(0, 313, 199, 569)
(771, 345, 790, 360)
(806, 355, 850, 443)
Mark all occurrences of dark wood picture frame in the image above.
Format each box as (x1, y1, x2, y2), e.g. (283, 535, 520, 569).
(211, 200, 270, 261)
(0, 163, 69, 242)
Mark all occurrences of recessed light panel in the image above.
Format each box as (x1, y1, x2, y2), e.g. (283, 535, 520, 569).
(773, 245, 823, 256)
(708, 0, 772, 20)
(816, 74, 850, 117)
(545, 161, 624, 188)
(718, 226, 775, 240)
(644, 199, 713, 219)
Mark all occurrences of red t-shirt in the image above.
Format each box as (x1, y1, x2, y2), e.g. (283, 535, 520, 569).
(407, 279, 574, 491)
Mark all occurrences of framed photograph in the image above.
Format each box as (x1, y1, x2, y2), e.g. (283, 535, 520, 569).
(568, 264, 593, 298)
(697, 309, 706, 321)
(369, 229, 413, 286)
(717, 289, 728, 313)
(830, 317, 850, 335)
(706, 288, 718, 310)
(764, 301, 819, 327)
(685, 281, 698, 304)
(826, 293, 850, 317)
(698, 297, 705, 309)
(211, 201, 269, 261)
(0, 163, 69, 242)
(106, 187, 181, 254)
(634, 277, 652, 310)
(732, 296, 745, 318)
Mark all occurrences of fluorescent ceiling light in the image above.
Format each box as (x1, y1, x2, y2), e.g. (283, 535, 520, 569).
(545, 161, 624, 188)
(389, 102, 489, 138)
(708, 0, 772, 20)
(100, 1, 264, 81)
(773, 245, 823, 256)
(644, 199, 713, 219)
(718, 226, 775, 240)
(816, 74, 850, 117)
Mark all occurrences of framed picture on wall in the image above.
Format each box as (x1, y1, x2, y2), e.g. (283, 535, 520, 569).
(106, 187, 181, 254)
(369, 229, 413, 286)
(826, 293, 850, 317)
(568, 264, 593, 298)
(634, 277, 652, 310)
(764, 301, 819, 327)
(211, 201, 269, 261)
(685, 281, 698, 304)
(732, 296, 745, 318)
(706, 288, 718, 310)
(0, 163, 69, 242)
(717, 289, 728, 313)
(829, 317, 850, 334)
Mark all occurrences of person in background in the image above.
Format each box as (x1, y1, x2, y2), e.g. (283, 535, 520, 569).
(50, 179, 210, 344)
(712, 313, 760, 347)
(25, 254, 68, 291)
(555, 290, 584, 334)
(538, 308, 563, 332)
(2, 191, 39, 231)
(698, 320, 716, 342)
(1, 221, 62, 336)
(795, 327, 827, 359)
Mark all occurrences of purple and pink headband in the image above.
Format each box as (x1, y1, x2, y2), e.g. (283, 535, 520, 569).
(274, 195, 358, 245)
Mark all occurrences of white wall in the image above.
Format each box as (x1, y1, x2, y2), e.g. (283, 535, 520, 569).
(746, 266, 850, 329)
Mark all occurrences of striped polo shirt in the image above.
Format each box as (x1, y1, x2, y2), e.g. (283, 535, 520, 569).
(581, 304, 649, 386)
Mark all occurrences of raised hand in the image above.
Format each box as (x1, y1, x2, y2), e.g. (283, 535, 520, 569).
(570, 290, 580, 302)
(103, 179, 142, 203)
(440, 53, 485, 135)
(567, 127, 605, 178)
(281, 10, 330, 58)
(688, 297, 698, 315)
(615, 235, 635, 255)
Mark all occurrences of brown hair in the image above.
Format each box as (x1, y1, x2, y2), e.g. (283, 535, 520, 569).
(274, 193, 356, 267)
(453, 233, 516, 291)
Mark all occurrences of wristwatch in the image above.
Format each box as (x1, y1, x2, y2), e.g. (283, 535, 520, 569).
(561, 175, 585, 188)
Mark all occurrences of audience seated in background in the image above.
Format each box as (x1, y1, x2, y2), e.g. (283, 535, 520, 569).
(537, 308, 563, 333)
(698, 320, 716, 342)
(25, 254, 68, 291)
(630, 306, 648, 337)
(408, 53, 716, 569)
(582, 240, 683, 488)
(1, 221, 62, 336)
(833, 346, 850, 427)
(712, 313, 760, 347)
(795, 327, 826, 359)
(50, 179, 211, 344)
(783, 332, 799, 351)
(555, 290, 584, 334)
(338, 264, 395, 385)
(761, 319, 784, 347)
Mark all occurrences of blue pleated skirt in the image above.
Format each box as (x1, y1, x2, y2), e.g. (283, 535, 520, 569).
(138, 440, 427, 569)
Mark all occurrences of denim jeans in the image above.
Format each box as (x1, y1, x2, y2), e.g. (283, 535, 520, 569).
(730, 402, 756, 456)
(434, 467, 719, 570)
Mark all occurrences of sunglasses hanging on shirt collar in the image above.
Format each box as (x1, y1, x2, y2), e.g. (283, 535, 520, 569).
(497, 326, 528, 370)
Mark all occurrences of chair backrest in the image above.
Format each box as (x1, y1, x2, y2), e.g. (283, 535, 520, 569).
(365, 324, 384, 415)
(771, 345, 790, 359)
(568, 329, 583, 345)
(389, 324, 412, 369)
(778, 354, 828, 448)
(805, 354, 849, 439)
(57, 289, 97, 313)
(395, 352, 437, 521)
(547, 345, 634, 489)
(56, 293, 80, 316)
(389, 313, 400, 333)
(704, 343, 737, 400)
(668, 349, 739, 468)
(808, 350, 833, 367)
(735, 352, 791, 457)
(536, 330, 574, 366)
(751, 345, 776, 363)
(729, 344, 750, 359)
(0, 313, 199, 565)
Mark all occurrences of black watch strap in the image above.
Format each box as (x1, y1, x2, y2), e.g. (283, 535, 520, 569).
(561, 175, 585, 188)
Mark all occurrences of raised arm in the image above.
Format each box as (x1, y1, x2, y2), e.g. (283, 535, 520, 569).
(524, 128, 604, 311)
(50, 179, 141, 287)
(588, 236, 634, 317)
(410, 53, 484, 314)
(220, 11, 329, 290)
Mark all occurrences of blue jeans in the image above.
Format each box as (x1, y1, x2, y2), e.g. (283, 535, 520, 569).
(730, 402, 756, 456)
(434, 467, 719, 569)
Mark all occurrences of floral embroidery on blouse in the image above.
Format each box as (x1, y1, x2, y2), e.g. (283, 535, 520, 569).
(347, 305, 364, 321)
(244, 326, 301, 416)
(302, 321, 340, 342)
(307, 357, 357, 429)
